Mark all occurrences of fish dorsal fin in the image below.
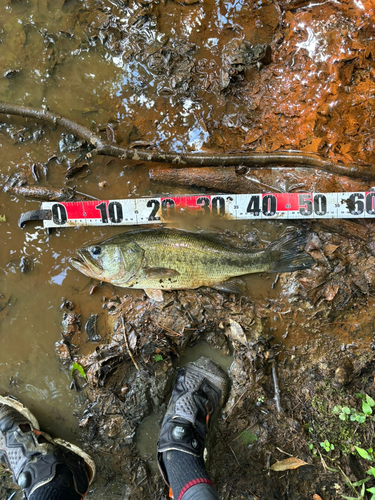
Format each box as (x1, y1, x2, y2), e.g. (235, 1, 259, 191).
(118, 241, 145, 285)
(143, 267, 180, 279)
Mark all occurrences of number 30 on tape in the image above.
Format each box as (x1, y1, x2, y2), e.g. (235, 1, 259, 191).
(39, 191, 375, 228)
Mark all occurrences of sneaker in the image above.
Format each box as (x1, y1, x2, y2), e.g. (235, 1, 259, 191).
(0, 395, 95, 499)
(157, 357, 228, 481)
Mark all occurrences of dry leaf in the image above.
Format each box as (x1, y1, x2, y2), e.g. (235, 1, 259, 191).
(244, 129, 263, 145)
(270, 457, 308, 471)
(324, 283, 339, 301)
(313, 495, 323, 500)
(324, 243, 339, 255)
(226, 319, 247, 346)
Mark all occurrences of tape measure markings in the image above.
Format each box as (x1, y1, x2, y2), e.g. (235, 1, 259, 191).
(39, 191, 375, 228)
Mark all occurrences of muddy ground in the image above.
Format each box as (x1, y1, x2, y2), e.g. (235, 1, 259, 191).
(1, 0, 375, 499)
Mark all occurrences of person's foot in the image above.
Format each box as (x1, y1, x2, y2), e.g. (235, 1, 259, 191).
(157, 357, 228, 483)
(0, 395, 95, 499)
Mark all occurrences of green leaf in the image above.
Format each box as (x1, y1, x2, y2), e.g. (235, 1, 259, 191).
(355, 446, 372, 460)
(343, 406, 351, 414)
(352, 477, 370, 487)
(366, 467, 375, 478)
(339, 413, 347, 421)
(362, 401, 373, 415)
(341, 496, 362, 500)
(332, 405, 341, 414)
(367, 487, 375, 493)
(366, 394, 375, 407)
(356, 392, 365, 400)
(70, 361, 87, 381)
(356, 414, 366, 423)
(154, 354, 163, 362)
(240, 430, 258, 445)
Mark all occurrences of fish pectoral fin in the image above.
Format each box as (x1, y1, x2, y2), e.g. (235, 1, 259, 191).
(144, 289, 164, 302)
(143, 267, 180, 279)
(211, 278, 246, 295)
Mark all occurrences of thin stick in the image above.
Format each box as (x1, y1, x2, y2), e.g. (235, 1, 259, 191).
(121, 316, 139, 371)
(276, 447, 293, 457)
(272, 361, 282, 413)
(151, 318, 183, 337)
(224, 388, 248, 423)
(228, 444, 240, 466)
(1, 101, 375, 180)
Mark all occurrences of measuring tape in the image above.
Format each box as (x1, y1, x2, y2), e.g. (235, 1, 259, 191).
(19, 190, 375, 228)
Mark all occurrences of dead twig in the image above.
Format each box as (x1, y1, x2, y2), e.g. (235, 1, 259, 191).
(121, 316, 139, 371)
(224, 388, 248, 423)
(151, 318, 184, 337)
(271, 360, 282, 413)
(1, 101, 375, 179)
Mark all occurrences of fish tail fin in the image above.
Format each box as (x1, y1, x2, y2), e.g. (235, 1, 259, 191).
(266, 229, 314, 273)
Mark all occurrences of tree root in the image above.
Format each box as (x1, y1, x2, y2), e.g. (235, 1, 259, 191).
(1, 101, 375, 180)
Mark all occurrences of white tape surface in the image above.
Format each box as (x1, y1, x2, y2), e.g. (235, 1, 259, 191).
(40, 191, 375, 228)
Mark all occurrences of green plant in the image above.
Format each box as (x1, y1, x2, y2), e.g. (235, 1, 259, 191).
(320, 439, 334, 452)
(333, 394, 375, 424)
(70, 361, 87, 381)
(154, 354, 163, 362)
(339, 447, 375, 500)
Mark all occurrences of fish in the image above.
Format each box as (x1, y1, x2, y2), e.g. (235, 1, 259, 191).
(69, 227, 314, 299)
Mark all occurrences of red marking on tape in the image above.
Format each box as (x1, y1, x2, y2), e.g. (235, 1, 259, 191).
(60, 201, 109, 219)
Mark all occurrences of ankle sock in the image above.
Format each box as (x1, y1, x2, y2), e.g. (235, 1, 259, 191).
(162, 450, 219, 500)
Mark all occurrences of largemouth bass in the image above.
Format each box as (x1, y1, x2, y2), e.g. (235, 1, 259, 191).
(70, 228, 314, 297)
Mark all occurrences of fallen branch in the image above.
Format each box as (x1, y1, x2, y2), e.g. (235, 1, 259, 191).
(272, 360, 282, 413)
(1, 101, 375, 180)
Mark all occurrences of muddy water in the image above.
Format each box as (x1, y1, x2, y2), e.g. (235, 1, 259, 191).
(1, 0, 374, 498)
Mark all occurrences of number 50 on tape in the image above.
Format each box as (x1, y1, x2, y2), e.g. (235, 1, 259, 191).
(20, 191, 375, 228)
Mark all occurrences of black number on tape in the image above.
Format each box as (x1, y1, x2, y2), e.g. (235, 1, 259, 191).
(263, 194, 277, 216)
(212, 196, 225, 217)
(314, 194, 327, 215)
(95, 202, 123, 224)
(162, 198, 175, 217)
(349, 193, 364, 215)
(366, 192, 375, 215)
(96, 202, 108, 223)
(196, 197, 210, 216)
(52, 203, 67, 225)
(108, 202, 123, 223)
(246, 195, 260, 215)
(298, 194, 312, 216)
(147, 199, 161, 221)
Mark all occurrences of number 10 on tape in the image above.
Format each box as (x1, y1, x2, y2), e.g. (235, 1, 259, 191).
(40, 191, 375, 228)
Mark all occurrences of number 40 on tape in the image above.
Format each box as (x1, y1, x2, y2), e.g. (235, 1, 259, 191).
(23, 191, 375, 228)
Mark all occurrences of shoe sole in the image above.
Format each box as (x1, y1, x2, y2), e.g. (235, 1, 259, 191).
(0, 395, 96, 483)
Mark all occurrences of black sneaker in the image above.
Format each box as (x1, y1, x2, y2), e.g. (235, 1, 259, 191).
(0, 395, 95, 499)
(157, 357, 228, 482)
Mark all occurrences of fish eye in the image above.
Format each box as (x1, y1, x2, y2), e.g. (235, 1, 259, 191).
(91, 246, 102, 255)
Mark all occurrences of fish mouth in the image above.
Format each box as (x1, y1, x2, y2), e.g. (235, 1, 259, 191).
(69, 250, 104, 277)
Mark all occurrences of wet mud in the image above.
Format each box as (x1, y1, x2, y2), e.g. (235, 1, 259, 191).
(1, 1, 375, 499)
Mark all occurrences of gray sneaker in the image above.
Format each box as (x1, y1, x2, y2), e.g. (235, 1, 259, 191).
(0, 395, 95, 499)
(157, 356, 228, 480)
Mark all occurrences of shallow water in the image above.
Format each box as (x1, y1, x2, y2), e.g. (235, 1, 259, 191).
(1, 0, 374, 498)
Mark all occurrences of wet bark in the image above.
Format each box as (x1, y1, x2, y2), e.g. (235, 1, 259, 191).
(1, 101, 375, 181)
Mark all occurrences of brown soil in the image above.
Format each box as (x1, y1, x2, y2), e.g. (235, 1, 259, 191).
(1, 1, 375, 499)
